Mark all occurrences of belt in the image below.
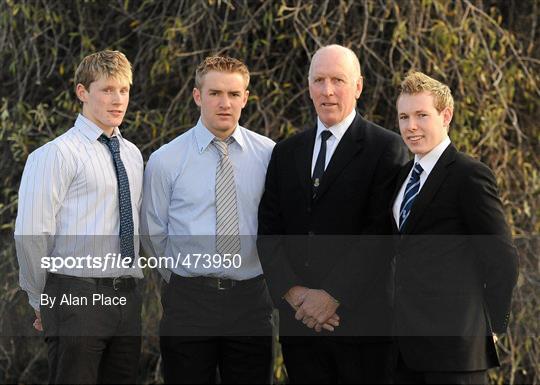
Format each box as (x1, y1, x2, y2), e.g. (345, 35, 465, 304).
(49, 273, 137, 291)
(175, 275, 263, 290)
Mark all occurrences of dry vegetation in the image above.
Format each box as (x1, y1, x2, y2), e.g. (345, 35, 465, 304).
(0, 0, 538, 383)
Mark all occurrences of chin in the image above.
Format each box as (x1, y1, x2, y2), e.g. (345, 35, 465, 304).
(217, 124, 235, 132)
(320, 118, 337, 127)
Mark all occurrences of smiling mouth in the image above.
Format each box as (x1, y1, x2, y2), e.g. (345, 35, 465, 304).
(321, 103, 338, 107)
(408, 135, 423, 142)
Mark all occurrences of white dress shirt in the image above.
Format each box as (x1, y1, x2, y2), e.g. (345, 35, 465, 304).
(14, 114, 144, 310)
(393, 136, 451, 227)
(141, 119, 275, 282)
(311, 109, 356, 176)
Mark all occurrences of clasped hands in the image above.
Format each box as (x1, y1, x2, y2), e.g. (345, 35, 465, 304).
(284, 286, 340, 332)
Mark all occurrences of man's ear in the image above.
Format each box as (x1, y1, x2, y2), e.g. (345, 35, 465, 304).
(355, 76, 363, 99)
(443, 107, 453, 129)
(76, 83, 87, 103)
(192, 87, 202, 107)
(241, 90, 249, 108)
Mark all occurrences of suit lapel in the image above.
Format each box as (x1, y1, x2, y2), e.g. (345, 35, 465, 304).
(294, 128, 317, 203)
(401, 144, 457, 234)
(390, 160, 414, 234)
(315, 112, 365, 201)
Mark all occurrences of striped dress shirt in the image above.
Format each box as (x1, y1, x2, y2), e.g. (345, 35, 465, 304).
(14, 114, 144, 310)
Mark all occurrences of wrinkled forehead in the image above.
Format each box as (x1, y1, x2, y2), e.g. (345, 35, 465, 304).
(309, 49, 359, 80)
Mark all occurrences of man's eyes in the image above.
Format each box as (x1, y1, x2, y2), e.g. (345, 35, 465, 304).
(209, 92, 241, 97)
(313, 78, 345, 83)
(102, 88, 129, 93)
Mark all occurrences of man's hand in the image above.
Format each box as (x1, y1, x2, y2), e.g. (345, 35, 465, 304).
(295, 289, 340, 330)
(285, 286, 339, 332)
(284, 285, 309, 309)
(33, 309, 43, 332)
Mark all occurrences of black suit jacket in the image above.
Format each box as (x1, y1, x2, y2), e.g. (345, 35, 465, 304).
(390, 144, 519, 371)
(258, 112, 408, 337)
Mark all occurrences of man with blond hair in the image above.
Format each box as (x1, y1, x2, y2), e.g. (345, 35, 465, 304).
(390, 71, 518, 383)
(258, 44, 408, 383)
(142, 56, 275, 383)
(15, 50, 143, 383)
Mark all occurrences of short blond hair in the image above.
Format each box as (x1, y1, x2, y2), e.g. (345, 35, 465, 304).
(195, 56, 250, 89)
(74, 50, 132, 92)
(398, 71, 454, 112)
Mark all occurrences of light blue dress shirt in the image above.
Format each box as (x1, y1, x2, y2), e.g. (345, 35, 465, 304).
(141, 119, 275, 282)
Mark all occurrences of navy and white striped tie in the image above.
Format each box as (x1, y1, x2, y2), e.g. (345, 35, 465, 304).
(98, 134, 135, 266)
(213, 138, 241, 255)
(399, 162, 424, 231)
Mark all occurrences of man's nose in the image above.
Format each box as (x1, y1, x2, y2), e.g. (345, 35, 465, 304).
(406, 118, 418, 131)
(219, 95, 231, 108)
(321, 79, 334, 96)
(111, 90, 123, 104)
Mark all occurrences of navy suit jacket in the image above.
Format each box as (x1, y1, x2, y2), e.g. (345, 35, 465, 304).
(258, 112, 408, 337)
(390, 144, 519, 371)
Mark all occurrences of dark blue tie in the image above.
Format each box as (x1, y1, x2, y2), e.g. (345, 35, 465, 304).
(99, 135, 135, 266)
(399, 162, 424, 231)
(312, 130, 332, 199)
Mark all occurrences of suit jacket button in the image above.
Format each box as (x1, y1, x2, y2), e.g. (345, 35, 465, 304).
(304, 261, 310, 267)
(308, 231, 315, 236)
(307, 207, 312, 213)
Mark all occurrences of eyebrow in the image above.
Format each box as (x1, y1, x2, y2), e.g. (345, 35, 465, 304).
(208, 89, 242, 93)
(400, 110, 428, 114)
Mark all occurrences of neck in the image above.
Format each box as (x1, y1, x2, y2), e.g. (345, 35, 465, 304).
(201, 117, 237, 140)
(81, 111, 115, 137)
(100, 127, 115, 138)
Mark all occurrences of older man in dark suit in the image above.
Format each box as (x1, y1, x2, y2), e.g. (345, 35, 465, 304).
(390, 71, 519, 384)
(258, 44, 408, 383)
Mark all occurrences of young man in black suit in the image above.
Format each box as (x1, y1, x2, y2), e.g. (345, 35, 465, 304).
(258, 44, 408, 383)
(391, 71, 519, 384)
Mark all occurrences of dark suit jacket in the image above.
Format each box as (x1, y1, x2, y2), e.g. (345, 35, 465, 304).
(257, 112, 408, 337)
(390, 144, 519, 371)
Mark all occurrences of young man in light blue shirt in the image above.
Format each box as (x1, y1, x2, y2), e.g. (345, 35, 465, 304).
(142, 56, 275, 384)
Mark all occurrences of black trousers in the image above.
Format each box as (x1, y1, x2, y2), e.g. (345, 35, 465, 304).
(41, 274, 142, 384)
(394, 352, 487, 385)
(281, 337, 395, 384)
(159, 274, 273, 384)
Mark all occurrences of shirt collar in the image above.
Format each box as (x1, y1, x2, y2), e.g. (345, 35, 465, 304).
(414, 135, 451, 177)
(75, 113, 123, 142)
(316, 109, 356, 141)
(194, 117, 246, 154)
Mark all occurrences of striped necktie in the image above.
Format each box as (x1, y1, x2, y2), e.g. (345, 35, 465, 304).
(312, 130, 332, 199)
(399, 162, 424, 231)
(98, 134, 135, 266)
(213, 137, 241, 255)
